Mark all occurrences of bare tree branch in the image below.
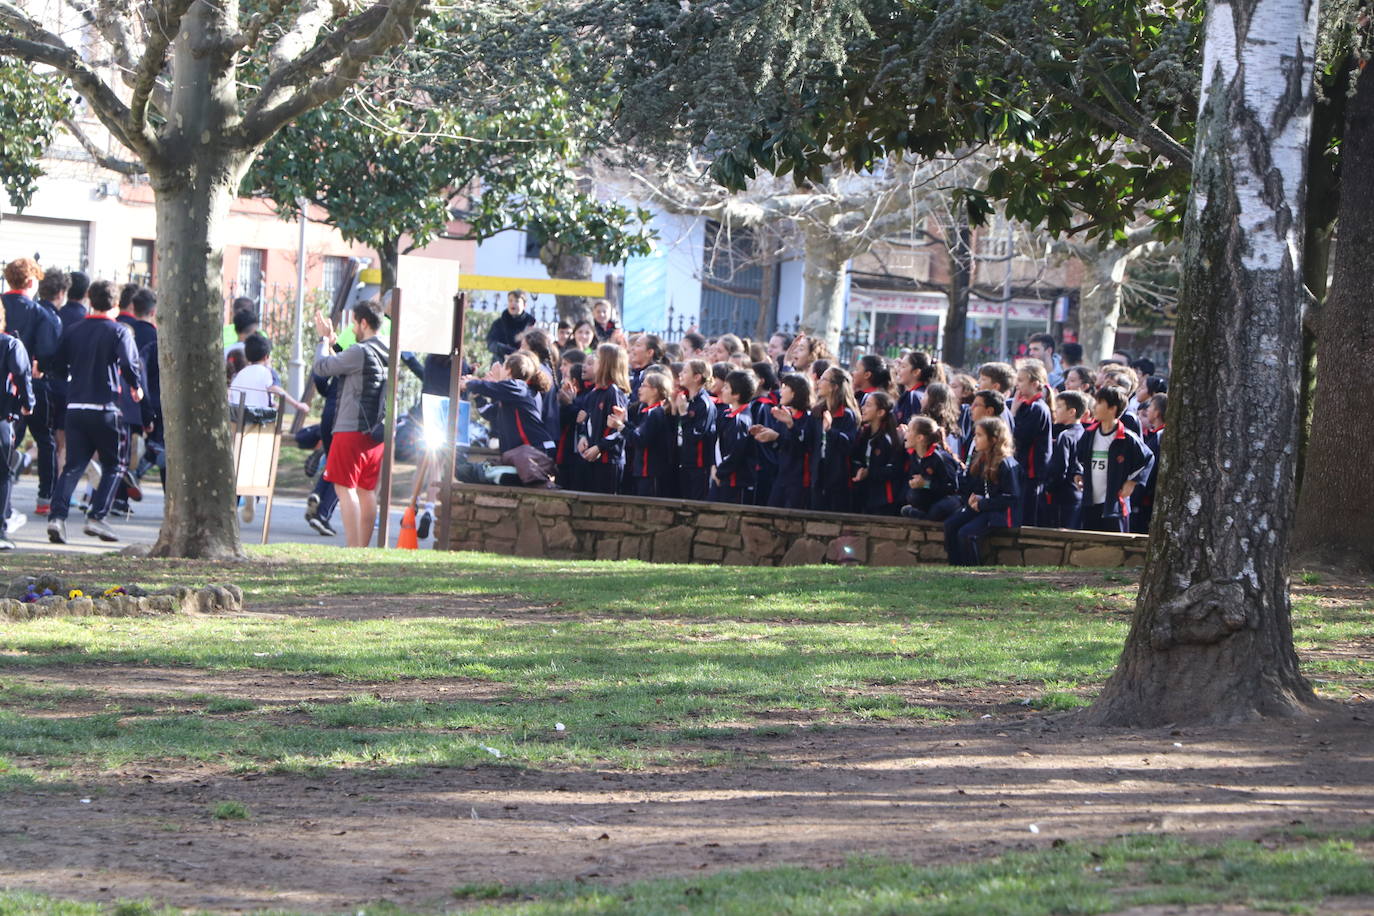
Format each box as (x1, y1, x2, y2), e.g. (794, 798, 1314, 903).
(0, 5, 160, 163)
(129, 0, 196, 134)
(62, 117, 148, 175)
(239, 0, 425, 146)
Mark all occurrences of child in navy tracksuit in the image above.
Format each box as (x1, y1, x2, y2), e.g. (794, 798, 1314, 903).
(900, 416, 961, 521)
(554, 360, 592, 489)
(574, 344, 629, 494)
(1, 308, 36, 548)
(1011, 361, 1054, 527)
(675, 359, 716, 501)
(758, 373, 813, 510)
(1041, 390, 1089, 529)
(1131, 393, 1167, 534)
(853, 391, 904, 516)
(612, 370, 675, 498)
(463, 352, 552, 459)
(710, 370, 756, 504)
(894, 351, 937, 426)
(943, 417, 1022, 565)
(810, 367, 859, 513)
(1071, 385, 1154, 533)
(748, 361, 781, 506)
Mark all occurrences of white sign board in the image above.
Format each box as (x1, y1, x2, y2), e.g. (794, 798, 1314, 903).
(396, 255, 459, 353)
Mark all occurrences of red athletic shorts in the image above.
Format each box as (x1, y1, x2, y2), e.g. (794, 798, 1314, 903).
(325, 430, 383, 490)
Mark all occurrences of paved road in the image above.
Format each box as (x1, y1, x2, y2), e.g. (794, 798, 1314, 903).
(4, 476, 420, 555)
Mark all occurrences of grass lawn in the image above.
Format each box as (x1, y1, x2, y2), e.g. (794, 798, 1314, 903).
(2, 831, 1372, 915)
(0, 546, 1369, 776)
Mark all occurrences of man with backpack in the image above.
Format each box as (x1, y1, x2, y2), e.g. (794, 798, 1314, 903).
(312, 302, 388, 547)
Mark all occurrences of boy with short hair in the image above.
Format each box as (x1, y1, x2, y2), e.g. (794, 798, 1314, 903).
(1042, 390, 1089, 529)
(976, 361, 1017, 427)
(1071, 386, 1153, 532)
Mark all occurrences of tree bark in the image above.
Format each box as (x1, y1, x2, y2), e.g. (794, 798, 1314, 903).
(1086, 0, 1322, 726)
(940, 221, 972, 368)
(1076, 244, 1126, 364)
(1293, 60, 1374, 571)
(379, 236, 400, 293)
(799, 225, 848, 358)
(540, 240, 595, 323)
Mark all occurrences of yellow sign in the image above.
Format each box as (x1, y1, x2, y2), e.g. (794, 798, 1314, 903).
(457, 275, 605, 297)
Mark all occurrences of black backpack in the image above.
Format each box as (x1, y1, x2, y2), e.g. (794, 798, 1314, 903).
(356, 336, 389, 444)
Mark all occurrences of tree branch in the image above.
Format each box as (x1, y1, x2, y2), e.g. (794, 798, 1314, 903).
(61, 118, 147, 175)
(128, 0, 196, 134)
(0, 9, 159, 164)
(239, 0, 425, 147)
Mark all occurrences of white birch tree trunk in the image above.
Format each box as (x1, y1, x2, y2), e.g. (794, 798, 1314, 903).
(1087, 0, 1322, 725)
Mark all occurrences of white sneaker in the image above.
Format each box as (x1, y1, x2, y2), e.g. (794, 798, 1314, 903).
(83, 518, 119, 542)
(5, 511, 26, 535)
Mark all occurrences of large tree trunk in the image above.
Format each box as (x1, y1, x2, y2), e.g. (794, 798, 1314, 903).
(1086, 0, 1321, 726)
(940, 221, 972, 368)
(1076, 244, 1125, 364)
(1293, 60, 1374, 571)
(540, 240, 595, 323)
(379, 236, 400, 293)
(799, 227, 847, 358)
(147, 9, 250, 559)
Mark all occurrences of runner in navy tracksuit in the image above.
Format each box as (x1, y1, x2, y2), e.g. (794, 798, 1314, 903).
(43, 280, 143, 544)
(574, 343, 629, 494)
(1011, 362, 1054, 527)
(810, 367, 860, 513)
(675, 359, 716, 501)
(943, 417, 1022, 565)
(758, 373, 812, 510)
(463, 353, 551, 457)
(1071, 386, 1154, 533)
(612, 371, 674, 498)
(900, 417, 961, 521)
(1041, 390, 1089, 529)
(853, 391, 904, 516)
(0, 309, 35, 549)
(710, 370, 756, 504)
(4, 263, 62, 517)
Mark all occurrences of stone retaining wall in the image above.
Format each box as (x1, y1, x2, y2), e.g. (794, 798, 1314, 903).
(445, 484, 1148, 568)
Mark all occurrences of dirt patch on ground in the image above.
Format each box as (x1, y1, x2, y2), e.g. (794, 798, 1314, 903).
(250, 593, 568, 621)
(1, 701, 1370, 914)
(3, 664, 507, 707)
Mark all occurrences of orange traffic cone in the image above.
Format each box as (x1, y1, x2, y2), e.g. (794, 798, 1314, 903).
(397, 505, 419, 549)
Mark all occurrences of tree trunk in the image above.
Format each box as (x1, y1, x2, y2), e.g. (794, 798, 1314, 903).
(147, 161, 250, 559)
(940, 222, 971, 368)
(1076, 245, 1126, 364)
(1086, 0, 1322, 726)
(540, 240, 595, 323)
(753, 256, 777, 342)
(799, 226, 847, 359)
(379, 236, 400, 293)
(1293, 60, 1374, 571)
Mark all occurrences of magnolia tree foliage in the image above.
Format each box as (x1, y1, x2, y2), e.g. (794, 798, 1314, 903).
(0, 59, 68, 212)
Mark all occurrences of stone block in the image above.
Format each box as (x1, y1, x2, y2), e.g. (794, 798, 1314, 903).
(515, 522, 545, 557)
(773, 520, 804, 535)
(826, 535, 867, 565)
(693, 544, 724, 562)
(1023, 547, 1065, 566)
(490, 518, 519, 541)
(918, 542, 948, 562)
(740, 522, 783, 560)
(866, 525, 909, 541)
(869, 541, 918, 567)
(805, 521, 841, 537)
(644, 508, 676, 526)
(781, 538, 827, 566)
(0, 598, 26, 620)
(1070, 545, 1126, 568)
(652, 526, 694, 564)
(472, 508, 503, 523)
(474, 495, 520, 509)
(533, 499, 571, 517)
(544, 519, 577, 550)
(696, 514, 728, 529)
(578, 519, 641, 533)
(694, 529, 740, 548)
(594, 538, 622, 561)
(992, 548, 1023, 566)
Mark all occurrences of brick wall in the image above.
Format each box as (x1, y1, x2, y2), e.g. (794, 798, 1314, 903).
(445, 485, 1148, 568)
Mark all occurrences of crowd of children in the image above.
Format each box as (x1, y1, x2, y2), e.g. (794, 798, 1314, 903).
(465, 306, 1166, 565)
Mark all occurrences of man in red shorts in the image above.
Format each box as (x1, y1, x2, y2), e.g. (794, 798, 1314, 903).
(312, 303, 388, 547)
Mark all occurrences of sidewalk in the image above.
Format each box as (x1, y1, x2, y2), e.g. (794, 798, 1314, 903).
(4, 475, 415, 555)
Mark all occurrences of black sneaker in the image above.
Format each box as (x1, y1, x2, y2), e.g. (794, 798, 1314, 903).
(415, 509, 433, 540)
(305, 492, 320, 521)
(308, 515, 336, 537)
(304, 449, 324, 478)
